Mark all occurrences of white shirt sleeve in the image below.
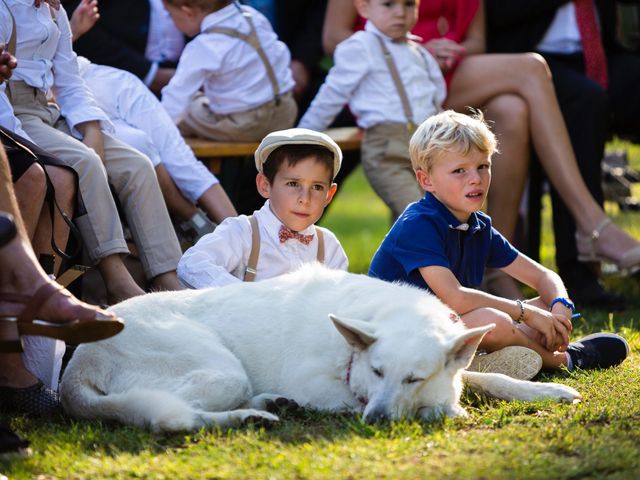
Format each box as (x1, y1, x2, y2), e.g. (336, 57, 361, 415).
(419, 45, 447, 109)
(50, 8, 112, 136)
(318, 227, 349, 271)
(298, 36, 369, 131)
(160, 38, 215, 123)
(177, 216, 252, 288)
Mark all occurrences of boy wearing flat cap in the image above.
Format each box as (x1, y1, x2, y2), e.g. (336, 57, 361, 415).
(177, 128, 348, 288)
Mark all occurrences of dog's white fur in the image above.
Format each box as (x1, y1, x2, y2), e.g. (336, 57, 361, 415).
(60, 265, 580, 432)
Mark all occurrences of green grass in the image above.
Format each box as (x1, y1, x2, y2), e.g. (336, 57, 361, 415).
(3, 143, 640, 479)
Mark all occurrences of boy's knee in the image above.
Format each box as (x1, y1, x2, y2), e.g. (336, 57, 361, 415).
(474, 308, 517, 350)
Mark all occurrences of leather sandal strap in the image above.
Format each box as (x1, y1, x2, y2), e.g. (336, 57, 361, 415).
(590, 217, 612, 240)
(16, 282, 63, 324)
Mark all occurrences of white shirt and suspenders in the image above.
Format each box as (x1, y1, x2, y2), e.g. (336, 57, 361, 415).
(177, 201, 348, 289)
(160, 3, 294, 123)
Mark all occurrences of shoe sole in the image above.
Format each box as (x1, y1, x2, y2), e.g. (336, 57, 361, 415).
(468, 346, 543, 381)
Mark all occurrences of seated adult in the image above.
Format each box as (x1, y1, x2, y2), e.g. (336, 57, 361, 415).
(485, 0, 640, 308)
(0, 143, 123, 417)
(322, 0, 638, 307)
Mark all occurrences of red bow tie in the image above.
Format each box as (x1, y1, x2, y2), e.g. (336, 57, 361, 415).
(279, 225, 314, 245)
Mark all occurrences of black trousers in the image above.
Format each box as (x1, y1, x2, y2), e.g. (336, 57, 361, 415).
(538, 51, 640, 266)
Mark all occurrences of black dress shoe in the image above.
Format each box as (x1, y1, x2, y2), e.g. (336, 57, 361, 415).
(559, 261, 627, 311)
(0, 381, 61, 417)
(0, 420, 30, 458)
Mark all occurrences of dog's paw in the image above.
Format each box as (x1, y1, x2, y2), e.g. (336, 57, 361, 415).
(249, 393, 300, 414)
(539, 383, 582, 403)
(265, 397, 301, 414)
(234, 409, 280, 428)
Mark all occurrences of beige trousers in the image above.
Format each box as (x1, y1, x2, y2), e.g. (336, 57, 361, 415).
(7, 81, 181, 279)
(361, 123, 424, 219)
(178, 91, 298, 142)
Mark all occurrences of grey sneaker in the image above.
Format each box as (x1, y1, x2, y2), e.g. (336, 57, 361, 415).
(180, 209, 217, 243)
(468, 346, 543, 380)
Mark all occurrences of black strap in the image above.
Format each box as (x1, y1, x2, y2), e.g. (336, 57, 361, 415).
(0, 128, 82, 260)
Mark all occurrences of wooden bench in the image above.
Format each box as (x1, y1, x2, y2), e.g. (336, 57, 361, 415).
(185, 127, 363, 174)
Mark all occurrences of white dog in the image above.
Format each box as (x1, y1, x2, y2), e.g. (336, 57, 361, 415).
(60, 265, 580, 432)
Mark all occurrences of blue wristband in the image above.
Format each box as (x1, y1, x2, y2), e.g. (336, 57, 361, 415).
(550, 297, 575, 314)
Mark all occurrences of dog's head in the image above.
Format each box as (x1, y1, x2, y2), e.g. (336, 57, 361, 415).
(330, 314, 495, 423)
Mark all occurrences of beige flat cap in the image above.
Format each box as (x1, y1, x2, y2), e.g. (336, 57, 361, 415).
(254, 128, 343, 179)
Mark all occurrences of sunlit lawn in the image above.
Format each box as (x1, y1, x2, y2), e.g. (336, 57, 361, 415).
(2, 143, 640, 479)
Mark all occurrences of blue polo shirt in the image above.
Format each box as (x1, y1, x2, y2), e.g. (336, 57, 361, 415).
(369, 192, 519, 291)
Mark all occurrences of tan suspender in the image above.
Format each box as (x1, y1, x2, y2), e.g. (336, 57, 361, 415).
(243, 216, 325, 282)
(1, 0, 16, 56)
(375, 34, 416, 133)
(244, 215, 261, 282)
(316, 226, 325, 264)
(205, 8, 281, 105)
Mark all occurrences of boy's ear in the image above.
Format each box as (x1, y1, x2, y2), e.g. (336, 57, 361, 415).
(325, 183, 338, 206)
(256, 173, 271, 199)
(415, 169, 434, 192)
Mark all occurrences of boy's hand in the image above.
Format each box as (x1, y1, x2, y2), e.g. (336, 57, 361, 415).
(424, 38, 466, 73)
(77, 121, 105, 163)
(0, 45, 17, 84)
(70, 0, 100, 42)
(524, 304, 571, 352)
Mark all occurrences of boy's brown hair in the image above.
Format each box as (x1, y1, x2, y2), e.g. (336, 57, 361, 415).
(262, 145, 335, 184)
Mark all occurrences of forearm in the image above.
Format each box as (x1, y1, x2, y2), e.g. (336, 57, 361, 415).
(446, 285, 522, 321)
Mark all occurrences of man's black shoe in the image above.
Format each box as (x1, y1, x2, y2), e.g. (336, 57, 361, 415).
(567, 333, 630, 370)
(559, 261, 626, 311)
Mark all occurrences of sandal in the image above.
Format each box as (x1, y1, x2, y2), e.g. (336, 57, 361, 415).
(0, 282, 124, 353)
(575, 218, 640, 271)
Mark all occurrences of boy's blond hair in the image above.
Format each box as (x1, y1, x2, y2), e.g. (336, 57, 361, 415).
(409, 110, 498, 172)
(163, 0, 230, 10)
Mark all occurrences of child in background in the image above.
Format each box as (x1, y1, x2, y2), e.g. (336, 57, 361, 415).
(299, 0, 445, 219)
(160, 0, 297, 141)
(369, 110, 629, 376)
(178, 128, 348, 287)
(68, 1, 237, 239)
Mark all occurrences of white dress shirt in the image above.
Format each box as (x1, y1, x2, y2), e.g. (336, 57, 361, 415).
(298, 21, 446, 131)
(0, 0, 110, 138)
(161, 4, 294, 122)
(537, 3, 583, 54)
(77, 57, 218, 202)
(177, 200, 349, 288)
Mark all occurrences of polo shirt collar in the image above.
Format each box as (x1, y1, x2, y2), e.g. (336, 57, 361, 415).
(423, 192, 486, 234)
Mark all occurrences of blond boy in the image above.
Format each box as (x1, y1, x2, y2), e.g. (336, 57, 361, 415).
(160, 0, 297, 141)
(178, 128, 348, 288)
(369, 110, 628, 374)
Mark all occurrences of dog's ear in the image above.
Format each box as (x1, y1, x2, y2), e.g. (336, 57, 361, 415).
(329, 314, 377, 351)
(445, 324, 495, 370)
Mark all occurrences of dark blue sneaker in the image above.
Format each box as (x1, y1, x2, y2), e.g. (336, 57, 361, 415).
(566, 333, 630, 370)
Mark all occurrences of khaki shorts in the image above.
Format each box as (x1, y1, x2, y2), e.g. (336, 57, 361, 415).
(179, 91, 298, 142)
(361, 123, 423, 219)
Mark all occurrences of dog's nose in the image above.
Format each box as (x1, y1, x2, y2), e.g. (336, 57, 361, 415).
(363, 407, 388, 424)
